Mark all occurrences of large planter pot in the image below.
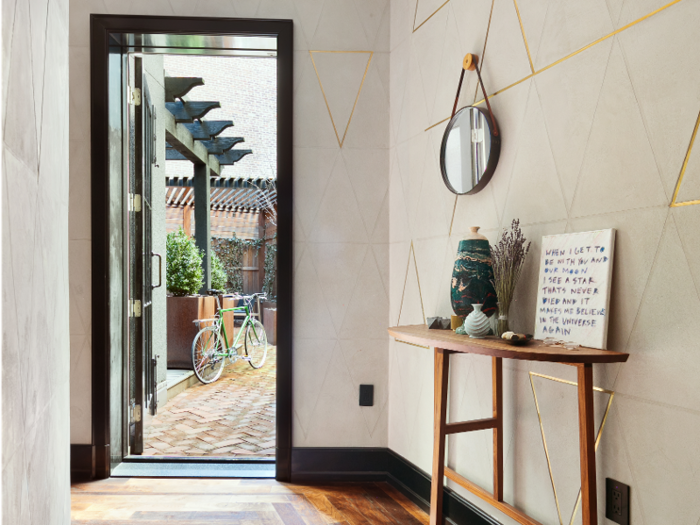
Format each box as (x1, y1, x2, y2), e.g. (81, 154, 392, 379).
(166, 295, 216, 369)
(451, 227, 498, 319)
(263, 307, 277, 345)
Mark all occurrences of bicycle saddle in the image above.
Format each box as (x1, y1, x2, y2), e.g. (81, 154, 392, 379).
(206, 289, 224, 295)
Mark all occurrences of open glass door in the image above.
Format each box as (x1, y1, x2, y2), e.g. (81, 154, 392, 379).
(128, 55, 159, 455)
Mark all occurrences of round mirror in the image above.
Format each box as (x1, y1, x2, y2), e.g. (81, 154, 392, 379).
(440, 106, 501, 195)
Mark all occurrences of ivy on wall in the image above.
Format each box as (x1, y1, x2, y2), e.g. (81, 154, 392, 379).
(211, 236, 262, 293)
(263, 237, 277, 300)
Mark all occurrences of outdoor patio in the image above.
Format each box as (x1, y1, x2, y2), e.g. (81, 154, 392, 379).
(143, 346, 276, 457)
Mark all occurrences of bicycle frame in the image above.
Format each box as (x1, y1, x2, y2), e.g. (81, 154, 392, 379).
(212, 296, 264, 359)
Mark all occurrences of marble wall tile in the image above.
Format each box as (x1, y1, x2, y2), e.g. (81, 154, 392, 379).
(532, 0, 613, 71)
(292, 338, 336, 441)
(569, 39, 666, 218)
(307, 242, 368, 333)
(478, 0, 532, 95)
(501, 84, 568, 226)
(4, 0, 71, 521)
(614, 217, 700, 412)
(390, 0, 413, 51)
(617, 0, 700, 201)
(616, 0, 683, 29)
(292, 147, 338, 237)
(616, 396, 700, 524)
(534, 38, 613, 210)
(339, 249, 390, 339)
(310, 0, 371, 50)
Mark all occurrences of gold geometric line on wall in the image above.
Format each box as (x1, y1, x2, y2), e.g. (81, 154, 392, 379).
(310, 50, 373, 148)
(670, 109, 700, 207)
(424, 0, 683, 132)
(413, 0, 451, 33)
(529, 372, 615, 525)
(448, 195, 458, 237)
(397, 241, 426, 325)
(512, 0, 535, 74)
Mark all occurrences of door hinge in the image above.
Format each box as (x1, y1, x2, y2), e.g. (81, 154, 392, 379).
(130, 87, 141, 106)
(129, 193, 142, 212)
(130, 299, 142, 318)
(133, 404, 142, 422)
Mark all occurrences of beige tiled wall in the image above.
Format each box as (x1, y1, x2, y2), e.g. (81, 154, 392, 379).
(389, 0, 700, 523)
(68, 0, 391, 447)
(3, 0, 72, 522)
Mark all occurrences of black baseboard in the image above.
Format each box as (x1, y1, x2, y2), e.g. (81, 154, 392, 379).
(71, 444, 96, 482)
(291, 447, 500, 525)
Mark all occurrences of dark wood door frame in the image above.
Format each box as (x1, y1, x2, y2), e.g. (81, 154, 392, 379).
(90, 15, 293, 480)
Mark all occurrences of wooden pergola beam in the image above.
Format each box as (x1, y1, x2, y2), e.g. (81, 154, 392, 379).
(165, 100, 220, 122)
(163, 108, 221, 176)
(183, 120, 234, 140)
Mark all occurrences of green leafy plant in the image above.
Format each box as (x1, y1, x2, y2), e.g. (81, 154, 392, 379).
(210, 251, 228, 291)
(166, 228, 203, 296)
(263, 239, 277, 300)
(211, 235, 262, 293)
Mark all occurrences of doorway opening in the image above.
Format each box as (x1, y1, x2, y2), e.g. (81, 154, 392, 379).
(90, 17, 292, 480)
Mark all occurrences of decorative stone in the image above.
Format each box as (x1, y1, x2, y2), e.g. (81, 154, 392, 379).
(463, 304, 491, 338)
(451, 226, 498, 318)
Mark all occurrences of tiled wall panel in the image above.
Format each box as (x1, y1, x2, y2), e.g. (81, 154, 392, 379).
(68, 0, 390, 447)
(389, 0, 700, 523)
(3, 0, 72, 523)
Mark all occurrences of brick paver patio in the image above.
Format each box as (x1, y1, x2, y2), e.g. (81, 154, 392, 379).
(143, 346, 276, 457)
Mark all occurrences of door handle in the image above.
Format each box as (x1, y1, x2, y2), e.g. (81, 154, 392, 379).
(151, 252, 162, 289)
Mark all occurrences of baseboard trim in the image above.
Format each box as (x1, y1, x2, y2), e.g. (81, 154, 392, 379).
(71, 444, 96, 482)
(291, 447, 500, 525)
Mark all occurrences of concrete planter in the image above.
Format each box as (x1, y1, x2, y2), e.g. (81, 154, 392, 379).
(166, 295, 216, 369)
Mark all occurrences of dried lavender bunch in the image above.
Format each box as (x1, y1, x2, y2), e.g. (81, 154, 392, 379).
(491, 219, 531, 332)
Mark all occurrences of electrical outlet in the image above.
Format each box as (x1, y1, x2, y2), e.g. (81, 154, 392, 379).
(359, 385, 374, 406)
(606, 478, 630, 525)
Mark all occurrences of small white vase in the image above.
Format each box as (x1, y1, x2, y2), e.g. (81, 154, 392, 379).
(463, 304, 490, 338)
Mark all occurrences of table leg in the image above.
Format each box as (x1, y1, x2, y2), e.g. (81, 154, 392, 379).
(492, 357, 503, 501)
(430, 348, 450, 525)
(577, 363, 598, 525)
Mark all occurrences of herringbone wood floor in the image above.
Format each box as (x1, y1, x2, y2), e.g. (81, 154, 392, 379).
(71, 478, 430, 524)
(143, 346, 276, 457)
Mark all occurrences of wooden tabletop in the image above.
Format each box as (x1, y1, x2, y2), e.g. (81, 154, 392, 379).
(388, 324, 629, 364)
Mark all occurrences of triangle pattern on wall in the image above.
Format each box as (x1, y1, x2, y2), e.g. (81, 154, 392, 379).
(671, 110, 700, 206)
(530, 372, 615, 525)
(413, 0, 451, 33)
(397, 242, 425, 325)
(310, 50, 373, 147)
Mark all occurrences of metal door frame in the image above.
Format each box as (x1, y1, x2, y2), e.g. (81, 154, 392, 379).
(89, 15, 293, 480)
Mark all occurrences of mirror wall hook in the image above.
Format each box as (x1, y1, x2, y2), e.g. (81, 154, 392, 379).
(452, 53, 499, 137)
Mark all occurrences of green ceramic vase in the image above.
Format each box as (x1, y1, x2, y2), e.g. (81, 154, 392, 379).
(451, 227, 498, 319)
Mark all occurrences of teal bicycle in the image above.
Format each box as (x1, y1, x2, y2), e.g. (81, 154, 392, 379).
(191, 290, 269, 384)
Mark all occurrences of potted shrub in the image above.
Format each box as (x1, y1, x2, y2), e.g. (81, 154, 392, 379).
(165, 229, 215, 369)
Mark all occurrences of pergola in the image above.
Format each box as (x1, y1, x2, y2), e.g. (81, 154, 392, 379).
(163, 76, 265, 291)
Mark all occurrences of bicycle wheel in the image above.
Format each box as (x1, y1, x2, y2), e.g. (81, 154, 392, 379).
(244, 318, 268, 369)
(192, 326, 225, 383)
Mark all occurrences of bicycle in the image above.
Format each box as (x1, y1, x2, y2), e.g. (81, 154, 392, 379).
(191, 289, 269, 384)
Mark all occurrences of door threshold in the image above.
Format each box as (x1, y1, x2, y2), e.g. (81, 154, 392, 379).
(113, 455, 275, 478)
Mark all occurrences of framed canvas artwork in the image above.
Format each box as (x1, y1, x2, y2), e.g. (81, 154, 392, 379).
(534, 229, 616, 349)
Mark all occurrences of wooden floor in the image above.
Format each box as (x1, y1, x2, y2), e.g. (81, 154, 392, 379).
(71, 478, 430, 524)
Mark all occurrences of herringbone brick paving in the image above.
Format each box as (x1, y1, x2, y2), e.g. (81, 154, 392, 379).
(143, 346, 276, 457)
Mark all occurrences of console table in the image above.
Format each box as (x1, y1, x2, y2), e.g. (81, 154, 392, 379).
(388, 324, 629, 525)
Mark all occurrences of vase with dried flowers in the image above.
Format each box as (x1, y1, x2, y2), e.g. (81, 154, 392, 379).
(491, 219, 531, 337)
